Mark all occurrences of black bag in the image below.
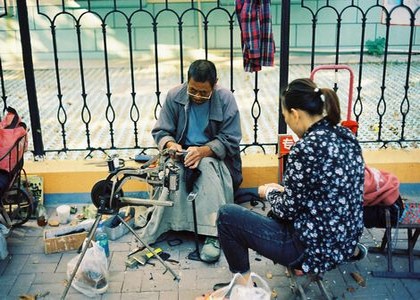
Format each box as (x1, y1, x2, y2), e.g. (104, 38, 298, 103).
(363, 196, 404, 228)
(234, 190, 266, 210)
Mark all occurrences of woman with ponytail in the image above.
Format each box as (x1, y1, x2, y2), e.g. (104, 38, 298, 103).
(216, 78, 366, 281)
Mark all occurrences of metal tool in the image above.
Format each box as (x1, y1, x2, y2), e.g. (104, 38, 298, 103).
(187, 192, 201, 261)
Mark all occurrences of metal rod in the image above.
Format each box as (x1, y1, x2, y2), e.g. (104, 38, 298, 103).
(119, 197, 174, 207)
(116, 214, 180, 281)
(16, 0, 44, 157)
(61, 213, 102, 300)
(187, 192, 201, 261)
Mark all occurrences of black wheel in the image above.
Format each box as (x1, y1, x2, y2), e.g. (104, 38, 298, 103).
(91, 180, 124, 210)
(2, 187, 32, 227)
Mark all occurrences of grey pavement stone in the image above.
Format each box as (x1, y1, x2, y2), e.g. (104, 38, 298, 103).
(33, 272, 67, 284)
(109, 241, 132, 253)
(108, 270, 125, 282)
(384, 279, 416, 300)
(3, 296, 22, 300)
(56, 251, 77, 273)
(159, 291, 179, 300)
(269, 273, 291, 288)
(28, 282, 68, 297)
(8, 273, 36, 297)
(343, 285, 390, 299)
(271, 286, 295, 299)
(21, 261, 58, 274)
(64, 293, 100, 300)
(140, 269, 179, 292)
(7, 236, 43, 255)
(101, 293, 122, 300)
(108, 252, 127, 272)
(119, 291, 159, 299)
(0, 274, 17, 297)
(107, 280, 123, 294)
(122, 270, 143, 293)
(0, 255, 12, 275)
(177, 269, 198, 289)
(402, 280, 420, 299)
(0, 217, 418, 300)
(2, 254, 29, 275)
(28, 252, 62, 264)
(180, 289, 208, 300)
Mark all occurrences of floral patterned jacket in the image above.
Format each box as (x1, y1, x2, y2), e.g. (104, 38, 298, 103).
(267, 118, 365, 274)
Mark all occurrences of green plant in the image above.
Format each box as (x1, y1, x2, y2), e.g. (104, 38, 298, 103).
(365, 37, 386, 56)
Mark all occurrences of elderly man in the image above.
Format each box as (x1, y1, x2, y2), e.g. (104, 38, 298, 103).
(151, 59, 242, 262)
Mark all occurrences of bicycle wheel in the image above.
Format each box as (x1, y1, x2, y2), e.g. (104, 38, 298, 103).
(2, 187, 32, 227)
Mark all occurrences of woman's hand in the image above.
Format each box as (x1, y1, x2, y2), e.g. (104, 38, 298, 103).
(258, 183, 284, 198)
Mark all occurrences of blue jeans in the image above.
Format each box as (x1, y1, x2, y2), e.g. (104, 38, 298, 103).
(217, 204, 305, 274)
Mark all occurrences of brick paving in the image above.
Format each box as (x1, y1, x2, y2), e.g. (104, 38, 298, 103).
(1, 203, 419, 300)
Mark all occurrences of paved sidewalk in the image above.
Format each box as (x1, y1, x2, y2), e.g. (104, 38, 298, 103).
(0, 203, 419, 300)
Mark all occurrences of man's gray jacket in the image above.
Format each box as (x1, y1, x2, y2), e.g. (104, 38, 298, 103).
(152, 82, 243, 190)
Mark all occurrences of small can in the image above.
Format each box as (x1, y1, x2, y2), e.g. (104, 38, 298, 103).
(167, 166, 179, 191)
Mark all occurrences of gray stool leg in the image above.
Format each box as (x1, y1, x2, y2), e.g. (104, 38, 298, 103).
(287, 267, 333, 300)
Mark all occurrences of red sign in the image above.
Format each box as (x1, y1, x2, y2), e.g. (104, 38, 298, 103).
(278, 134, 295, 156)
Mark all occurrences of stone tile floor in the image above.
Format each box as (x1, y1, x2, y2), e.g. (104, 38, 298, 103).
(0, 203, 419, 300)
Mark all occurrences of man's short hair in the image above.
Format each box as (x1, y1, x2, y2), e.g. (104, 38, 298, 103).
(187, 60, 217, 87)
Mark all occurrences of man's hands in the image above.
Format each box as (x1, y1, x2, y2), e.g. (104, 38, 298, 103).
(258, 183, 284, 199)
(166, 141, 183, 153)
(165, 142, 213, 169)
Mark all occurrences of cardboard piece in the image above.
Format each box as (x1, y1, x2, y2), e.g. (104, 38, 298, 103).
(44, 230, 87, 254)
(43, 220, 94, 254)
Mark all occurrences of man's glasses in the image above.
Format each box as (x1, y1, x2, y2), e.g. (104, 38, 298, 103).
(187, 87, 213, 100)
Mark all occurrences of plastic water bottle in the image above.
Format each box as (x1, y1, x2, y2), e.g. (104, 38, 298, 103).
(95, 222, 110, 257)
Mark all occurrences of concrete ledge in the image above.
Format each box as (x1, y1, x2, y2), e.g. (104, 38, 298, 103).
(24, 149, 420, 204)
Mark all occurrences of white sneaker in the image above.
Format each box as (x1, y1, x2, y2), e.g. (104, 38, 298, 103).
(200, 237, 221, 263)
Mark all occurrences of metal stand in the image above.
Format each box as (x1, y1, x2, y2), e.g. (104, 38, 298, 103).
(61, 213, 102, 300)
(61, 202, 180, 299)
(187, 192, 201, 261)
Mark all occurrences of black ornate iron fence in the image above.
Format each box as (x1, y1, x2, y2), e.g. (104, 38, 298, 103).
(0, 0, 418, 159)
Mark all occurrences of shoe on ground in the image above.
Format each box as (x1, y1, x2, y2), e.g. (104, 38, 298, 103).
(200, 237, 221, 263)
(348, 243, 368, 262)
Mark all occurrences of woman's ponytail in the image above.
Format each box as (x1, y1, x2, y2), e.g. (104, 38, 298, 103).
(321, 88, 341, 125)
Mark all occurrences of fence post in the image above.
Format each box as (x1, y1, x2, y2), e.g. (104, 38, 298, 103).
(278, 0, 290, 181)
(279, 0, 290, 135)
(17, 0, 44, 157)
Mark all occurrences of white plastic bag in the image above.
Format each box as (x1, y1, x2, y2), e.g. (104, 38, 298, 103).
(0, 223, 10, 260)
(67, 241, 109, 297)
(210, 272, 271, 300)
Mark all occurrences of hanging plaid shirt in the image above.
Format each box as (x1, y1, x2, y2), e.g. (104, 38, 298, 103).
(236, 0, 275, 72)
